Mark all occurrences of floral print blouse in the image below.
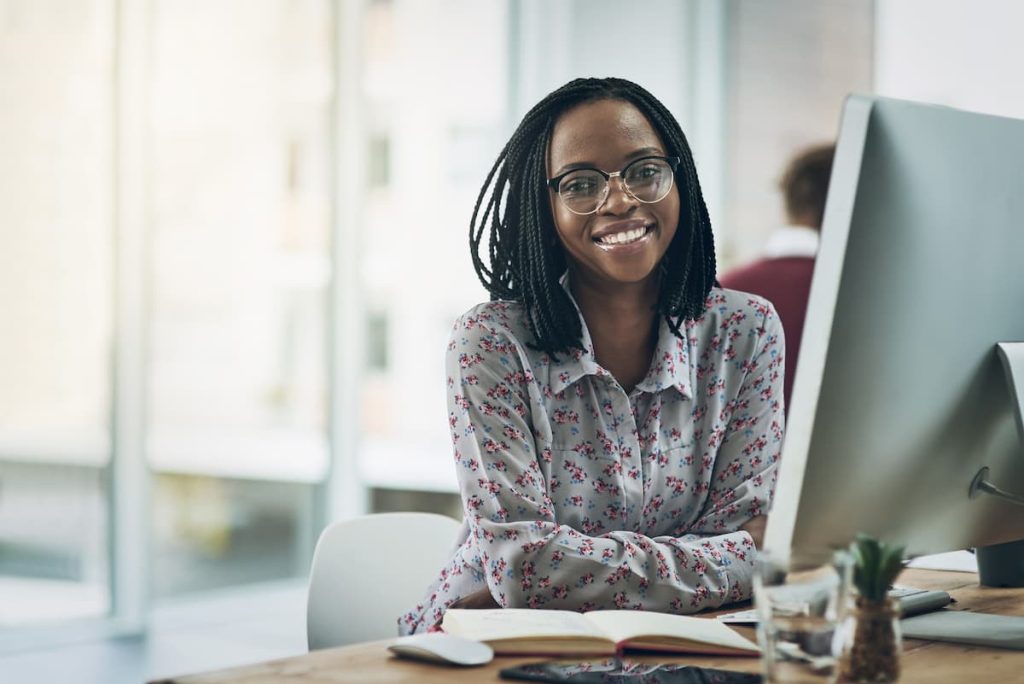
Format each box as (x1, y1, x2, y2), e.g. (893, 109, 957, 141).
(398, 283, 784, 635)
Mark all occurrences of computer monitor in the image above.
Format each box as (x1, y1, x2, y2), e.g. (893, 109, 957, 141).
(764, 95, 1024, 572)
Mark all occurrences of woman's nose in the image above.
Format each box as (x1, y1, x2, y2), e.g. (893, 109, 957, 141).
(598, 176, 638, 215)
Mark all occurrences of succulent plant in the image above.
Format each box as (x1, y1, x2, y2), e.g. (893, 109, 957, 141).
(850, 534, 905, 602)
(844, 535, 906, 682)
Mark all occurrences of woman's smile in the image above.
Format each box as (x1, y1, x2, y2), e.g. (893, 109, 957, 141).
(591, 218, 657, 250)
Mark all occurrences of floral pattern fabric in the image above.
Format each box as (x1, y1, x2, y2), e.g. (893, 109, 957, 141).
(398, 284, 784, 635)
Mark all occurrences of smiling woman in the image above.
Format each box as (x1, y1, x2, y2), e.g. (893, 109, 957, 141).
(400, 78, 785, 635)
(546, 100, 682, 391)
(548, 101, 679, 281)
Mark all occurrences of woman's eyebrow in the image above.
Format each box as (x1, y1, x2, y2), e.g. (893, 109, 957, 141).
(550, 146, 665, 178)
(626, 146, 664, 160)
(550, 160, 597, 178)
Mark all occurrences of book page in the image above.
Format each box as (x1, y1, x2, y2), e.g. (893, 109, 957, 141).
(585, 611, 759, 653)
(443, 608, 604, 642)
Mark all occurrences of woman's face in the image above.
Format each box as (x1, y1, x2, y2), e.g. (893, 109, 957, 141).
(546, 98, 680, 290)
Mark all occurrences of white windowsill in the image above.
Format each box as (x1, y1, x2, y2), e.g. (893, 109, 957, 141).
(148, 427, 329, 483)
(358, 437, 458, 493)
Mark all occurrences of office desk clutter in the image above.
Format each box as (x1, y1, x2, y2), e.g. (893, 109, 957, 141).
(151, 569, 1024, 683)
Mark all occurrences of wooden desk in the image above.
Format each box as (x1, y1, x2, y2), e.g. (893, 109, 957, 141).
(153, 569, 1024, 684)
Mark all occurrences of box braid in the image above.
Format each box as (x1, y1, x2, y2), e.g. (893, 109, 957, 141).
(469, 77, 716, 356)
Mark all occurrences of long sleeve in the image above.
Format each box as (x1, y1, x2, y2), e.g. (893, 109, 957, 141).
(447, 302, 782, 614)
(690, 297, 784, 534)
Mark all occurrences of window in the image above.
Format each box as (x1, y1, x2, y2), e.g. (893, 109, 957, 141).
(0, 0, 115, 628)
(357, 0, 509, 499)
(146, 0, 333, 596)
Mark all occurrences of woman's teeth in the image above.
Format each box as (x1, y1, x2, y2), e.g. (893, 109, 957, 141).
(597, 225, 650, 246)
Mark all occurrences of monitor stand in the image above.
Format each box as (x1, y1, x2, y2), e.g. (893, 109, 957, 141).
(970, 342, 1024, 587)
(977, 539, 1024, 587)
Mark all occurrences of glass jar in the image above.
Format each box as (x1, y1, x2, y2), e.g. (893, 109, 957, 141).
(841, 596, 902, 682)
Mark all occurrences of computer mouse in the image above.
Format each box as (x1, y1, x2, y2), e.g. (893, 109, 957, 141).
(387, 633, 494, 666)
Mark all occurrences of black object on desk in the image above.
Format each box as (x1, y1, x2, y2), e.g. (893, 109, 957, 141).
(500, 658, 762, 683)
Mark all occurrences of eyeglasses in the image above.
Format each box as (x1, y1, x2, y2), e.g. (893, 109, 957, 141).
(547, 155, 680, 215)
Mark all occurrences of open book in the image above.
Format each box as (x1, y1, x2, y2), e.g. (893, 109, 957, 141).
(441, 608, 760, 657)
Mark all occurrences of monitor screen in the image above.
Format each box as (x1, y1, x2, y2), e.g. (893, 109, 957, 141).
(765, 95, 1024, 565)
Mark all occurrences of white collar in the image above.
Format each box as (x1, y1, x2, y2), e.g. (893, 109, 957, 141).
(762, 225, 820, 259)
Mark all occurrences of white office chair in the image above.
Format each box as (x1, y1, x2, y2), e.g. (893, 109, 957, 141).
(306, 511, 462, 650)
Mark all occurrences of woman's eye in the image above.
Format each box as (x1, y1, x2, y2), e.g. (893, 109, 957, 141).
(562, 177, 600, 195)
(630, 164, 663, 181)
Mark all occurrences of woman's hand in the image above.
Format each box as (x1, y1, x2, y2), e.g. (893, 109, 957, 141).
(740, 515, 768, 549)
(449, 588, 500, 610)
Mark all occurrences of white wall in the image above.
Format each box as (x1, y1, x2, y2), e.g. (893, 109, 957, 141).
(875, 0, 1024, 119)
(511, 0, 694, 126)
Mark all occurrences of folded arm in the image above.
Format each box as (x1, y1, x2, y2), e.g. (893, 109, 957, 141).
(446, 306, 783, 613)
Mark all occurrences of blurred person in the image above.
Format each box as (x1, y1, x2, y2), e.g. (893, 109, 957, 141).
(719, 143, 835, 414)
(399, 77, 784, 634)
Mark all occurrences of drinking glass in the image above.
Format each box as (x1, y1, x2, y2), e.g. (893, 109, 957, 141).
(753, 550, 853, 683)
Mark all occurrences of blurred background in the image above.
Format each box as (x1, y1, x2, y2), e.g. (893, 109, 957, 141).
(2, 0, 1023, 680)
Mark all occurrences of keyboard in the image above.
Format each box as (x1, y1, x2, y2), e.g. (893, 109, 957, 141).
(717, 585, 953, 625)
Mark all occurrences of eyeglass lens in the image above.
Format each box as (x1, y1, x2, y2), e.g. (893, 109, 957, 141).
(557, 158, 674, 213)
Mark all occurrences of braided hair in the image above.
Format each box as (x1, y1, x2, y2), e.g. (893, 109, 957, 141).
(469, 77, 716, 356)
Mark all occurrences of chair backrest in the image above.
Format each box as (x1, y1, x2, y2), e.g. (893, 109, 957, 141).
(306, 511, 461, 650)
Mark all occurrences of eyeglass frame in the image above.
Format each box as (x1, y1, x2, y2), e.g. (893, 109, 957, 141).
(546, 155, 681, 215)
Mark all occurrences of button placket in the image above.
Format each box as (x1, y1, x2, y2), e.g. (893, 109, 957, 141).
(612, 389, 643, 532)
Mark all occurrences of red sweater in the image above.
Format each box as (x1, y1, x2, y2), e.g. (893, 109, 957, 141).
(718, 256, 815, 415)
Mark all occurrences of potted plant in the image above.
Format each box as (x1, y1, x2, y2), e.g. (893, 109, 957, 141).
(842, 534, 905, 682)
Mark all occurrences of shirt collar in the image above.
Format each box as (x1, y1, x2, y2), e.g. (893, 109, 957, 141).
(548, 274, 692, 399)
(762, 224, 820, 259)
(548, 275, 601, 395)
(633, 315, 693, 398)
